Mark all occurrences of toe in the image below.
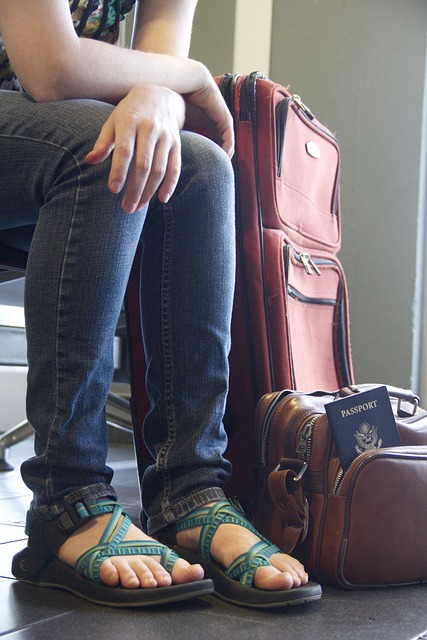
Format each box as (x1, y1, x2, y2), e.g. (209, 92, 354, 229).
(98, 558, 128, 587)
(100, 557, 156, 589)
(253, 564, 296, 591)
(269, 553, 309, 585)
(171, 558, 205, 584)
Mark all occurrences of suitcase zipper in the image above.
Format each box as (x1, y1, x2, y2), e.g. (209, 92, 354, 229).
(276, 99, 291, 175)
(299, 253, 321, 275)
(287, 284, 337, 307)
(285, 246, 338, 306)
(218, 73, 238, 117)
(277, 92, 340, 215)
(240, 71, 266, 122)
(292, 94, 315, 120)
(286, 245, 336, 277)
(284, 244, 352, 386)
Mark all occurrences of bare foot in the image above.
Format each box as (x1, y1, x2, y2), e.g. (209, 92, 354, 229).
(57, 513, 204, 589)
(175, 502, 308, 591)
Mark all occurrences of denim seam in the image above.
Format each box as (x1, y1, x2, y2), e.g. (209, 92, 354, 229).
(155, 205, 176, 515)
(32, 144, 88, 499)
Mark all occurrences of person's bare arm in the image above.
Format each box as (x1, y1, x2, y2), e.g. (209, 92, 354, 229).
(0, 0, 207, 103)
(0, 0, 233, 209)
(131, 0, 197, 56)
(131, 0, 234, 154)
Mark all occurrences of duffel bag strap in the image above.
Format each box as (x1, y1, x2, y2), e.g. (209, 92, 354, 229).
(268, 458, 309, 553)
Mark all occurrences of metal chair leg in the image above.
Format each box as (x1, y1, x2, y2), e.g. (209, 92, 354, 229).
(0, 392, 134, 471)
(0, 420, 33, 471)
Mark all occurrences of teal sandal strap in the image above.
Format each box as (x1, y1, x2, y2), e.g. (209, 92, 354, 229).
(74, 500, 180, 582)
(176, 500, 271, 559)
(226, 540, 281, 586)
(176, 499, 281, 587)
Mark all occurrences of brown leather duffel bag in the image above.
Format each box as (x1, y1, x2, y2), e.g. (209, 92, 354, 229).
(254, 384, 427, 588)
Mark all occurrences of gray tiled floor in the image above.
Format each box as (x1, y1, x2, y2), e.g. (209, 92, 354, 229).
(1, 436, 427, 640)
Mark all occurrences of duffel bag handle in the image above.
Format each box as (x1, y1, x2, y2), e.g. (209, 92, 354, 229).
(338, 384, 420, 416)
(267, 458, 309, 553)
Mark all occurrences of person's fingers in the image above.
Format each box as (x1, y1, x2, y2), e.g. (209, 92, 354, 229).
(121, 120, 181, 213)
(85, 128, 115, 166)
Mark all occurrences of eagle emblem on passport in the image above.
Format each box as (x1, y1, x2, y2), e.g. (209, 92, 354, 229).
(354, 422, 382, 455)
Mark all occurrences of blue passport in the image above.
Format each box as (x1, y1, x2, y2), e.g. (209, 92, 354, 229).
(325, 386, 402, 471)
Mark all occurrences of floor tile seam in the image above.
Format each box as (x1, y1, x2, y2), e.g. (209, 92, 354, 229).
(0, 538, 27, 546)
(0, 492, 31, 498)
(0, 610, 78, 637)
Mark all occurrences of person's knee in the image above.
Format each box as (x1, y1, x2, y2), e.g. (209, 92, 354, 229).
(180, 131, 234, 195)
(51, 99, 114, 159)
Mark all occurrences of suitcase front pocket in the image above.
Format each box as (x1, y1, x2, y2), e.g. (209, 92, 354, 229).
(270, 98, 341, 250)
(285, 245, 350, 391)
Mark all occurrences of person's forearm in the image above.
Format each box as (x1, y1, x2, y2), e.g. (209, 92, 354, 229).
(42, 38, 209, 103)
(0, 0, 205, 103)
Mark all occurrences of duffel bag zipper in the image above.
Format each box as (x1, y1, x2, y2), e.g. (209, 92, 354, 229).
(332, 452, 367, 495)
(296, 414, 321, 464)
(332, 467, 345, 495)
(331, 447, 418, 496)
(259, 391, 289, 466)
(334, 447, 427, 499)
(259, 392, 321, 467)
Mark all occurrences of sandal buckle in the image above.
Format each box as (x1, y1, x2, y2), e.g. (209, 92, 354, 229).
(59, 498, 95, 531)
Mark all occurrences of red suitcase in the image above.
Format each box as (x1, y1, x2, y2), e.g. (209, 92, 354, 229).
(125, 72, 354, 517)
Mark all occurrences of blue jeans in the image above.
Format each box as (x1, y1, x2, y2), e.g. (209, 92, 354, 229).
(0, 91, 235, 534)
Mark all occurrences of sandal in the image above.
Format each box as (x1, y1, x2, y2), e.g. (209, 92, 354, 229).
(164, 499, 322, 609)
(12, 498, 214, 608)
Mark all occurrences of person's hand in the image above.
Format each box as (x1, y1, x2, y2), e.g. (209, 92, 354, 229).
(183, 71, 234, 158)
(85, 84, 185, 213)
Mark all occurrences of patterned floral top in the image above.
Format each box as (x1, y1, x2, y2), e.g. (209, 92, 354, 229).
(0, 0, 136, 92)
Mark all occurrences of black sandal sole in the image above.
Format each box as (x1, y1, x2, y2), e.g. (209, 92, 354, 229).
(12, 551, 214, 608)
(174, 546, 322, 609)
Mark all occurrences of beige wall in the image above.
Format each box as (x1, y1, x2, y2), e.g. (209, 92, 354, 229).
(269, 0, 427, 392)
(190, 0, 235, 76)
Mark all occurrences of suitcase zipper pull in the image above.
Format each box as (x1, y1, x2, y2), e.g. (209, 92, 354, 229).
(310, 258, 322, 276)
(300, 253, 312, 274)
(300, 253, 321, 276)
(292, 94, 315, 120)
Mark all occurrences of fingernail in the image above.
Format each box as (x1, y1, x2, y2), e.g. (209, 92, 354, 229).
(110, 181, 122, 194)
(122, 202, 136, 214)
